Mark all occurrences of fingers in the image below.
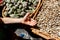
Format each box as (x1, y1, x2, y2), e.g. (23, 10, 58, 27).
(0, 0, 3, 4)
(23, 19, 37, 26)
(24, 13, 30, 21)
(31, 28, 35, 30)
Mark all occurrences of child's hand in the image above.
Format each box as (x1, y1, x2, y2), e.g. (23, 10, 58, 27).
(20, 13, 37, 26)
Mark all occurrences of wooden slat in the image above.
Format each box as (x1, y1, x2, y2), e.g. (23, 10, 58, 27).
(31, 28, 60, 40)
(31, 28, 51, 39)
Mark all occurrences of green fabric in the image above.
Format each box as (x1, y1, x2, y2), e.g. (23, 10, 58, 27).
(0, 29, 7, 40)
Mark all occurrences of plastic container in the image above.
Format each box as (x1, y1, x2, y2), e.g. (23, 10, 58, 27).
(15, 29, 31, 39)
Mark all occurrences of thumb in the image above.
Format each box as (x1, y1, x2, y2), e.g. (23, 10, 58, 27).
(24, 13, 30, 21)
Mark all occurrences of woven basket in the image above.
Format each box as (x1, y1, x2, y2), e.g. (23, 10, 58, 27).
(31, 0, 60, 40)
(2, 0, 60, 40)
(2, 0, 41, 18)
